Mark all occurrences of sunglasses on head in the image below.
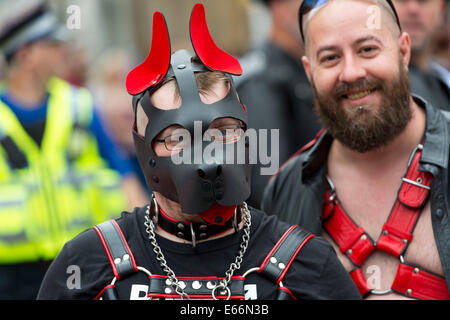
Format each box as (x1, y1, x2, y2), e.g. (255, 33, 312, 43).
(298, 0, 402, 41)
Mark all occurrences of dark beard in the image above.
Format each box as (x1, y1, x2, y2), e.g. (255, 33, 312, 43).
(312, 62, 411, 153)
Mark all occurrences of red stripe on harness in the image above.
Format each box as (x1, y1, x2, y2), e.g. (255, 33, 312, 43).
(277, 234, 315, 284)
(111, 219, 139, 273)
(93, 284, 116, 300)
(278, 286, 297, 300)
(146, 293, 245, 300)
(258, 225, 315, 285)
(258, 225, 297, 273)
(93, 226, 120, 280)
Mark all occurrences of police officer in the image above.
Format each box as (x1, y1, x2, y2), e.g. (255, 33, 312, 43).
(0, 2, 146, 299)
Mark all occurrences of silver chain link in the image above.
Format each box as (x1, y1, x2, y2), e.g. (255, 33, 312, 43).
(144, 202, 252, 300)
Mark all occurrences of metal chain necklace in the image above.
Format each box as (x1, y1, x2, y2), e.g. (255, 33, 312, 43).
(144, 201, 252, 300)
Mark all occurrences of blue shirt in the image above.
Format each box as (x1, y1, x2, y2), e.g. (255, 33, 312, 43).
(0, 89, 134, 177)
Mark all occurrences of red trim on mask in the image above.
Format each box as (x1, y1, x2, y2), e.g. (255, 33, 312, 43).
(198, 203, 237, 226)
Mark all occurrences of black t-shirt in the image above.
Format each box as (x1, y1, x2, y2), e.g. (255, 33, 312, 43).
(37, 206, 360, 300)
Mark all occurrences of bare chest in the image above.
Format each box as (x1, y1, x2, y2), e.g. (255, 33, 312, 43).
(324, 183, 443, 300)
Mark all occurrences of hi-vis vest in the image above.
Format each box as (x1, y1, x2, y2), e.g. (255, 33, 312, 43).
(0, 77, 127, 264)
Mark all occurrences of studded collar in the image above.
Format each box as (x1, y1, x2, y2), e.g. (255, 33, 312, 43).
(154, 206, 242, 245)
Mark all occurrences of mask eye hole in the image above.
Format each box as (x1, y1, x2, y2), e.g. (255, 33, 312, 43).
(197, 77, 230, 105)
(152, 125, 188, 156)
(204, 117, 245, 144)
(149, 79, 182, 111)
(135, 100, 149, 137)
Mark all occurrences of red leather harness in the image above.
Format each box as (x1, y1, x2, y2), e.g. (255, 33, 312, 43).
(323, 144, 450, 300)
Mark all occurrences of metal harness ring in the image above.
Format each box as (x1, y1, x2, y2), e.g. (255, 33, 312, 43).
(211, 284, 231, 300)
(367, 255, 406, 296)
(370, 288, 393, 295)
(110, 266, 152, 286)
(241, 267, 284, 288)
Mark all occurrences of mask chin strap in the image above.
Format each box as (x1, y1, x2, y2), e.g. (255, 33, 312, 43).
(198, 203, 237, 226)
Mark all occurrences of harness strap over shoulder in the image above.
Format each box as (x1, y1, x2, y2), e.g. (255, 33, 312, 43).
(323, 143, 450, 300)
(258, 225, 315, 285)
(93, 220, 314, 300)
(93, 219, 138, 280)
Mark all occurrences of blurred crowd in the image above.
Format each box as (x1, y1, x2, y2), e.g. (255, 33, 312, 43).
(0, 0, 448, 300)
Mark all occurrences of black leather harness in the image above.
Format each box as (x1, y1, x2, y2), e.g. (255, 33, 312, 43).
(93, 219, 314, 300)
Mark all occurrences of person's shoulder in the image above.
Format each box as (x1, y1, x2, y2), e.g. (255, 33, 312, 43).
(95, 206, 146, 240)
(249, 206, 313, 242)
(250, 206, 333, 267)
(255, 212, 337, 275)
(267, 129, 327, 189)
(264, 149, 305, 197)
(64, 207, 143, 257)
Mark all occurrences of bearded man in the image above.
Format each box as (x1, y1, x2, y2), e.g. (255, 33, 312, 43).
(262, 0, 450, 300)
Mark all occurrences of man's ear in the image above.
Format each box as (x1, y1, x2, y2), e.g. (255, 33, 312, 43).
(398, 32, 411, 72)
(302, 55, 312, 83)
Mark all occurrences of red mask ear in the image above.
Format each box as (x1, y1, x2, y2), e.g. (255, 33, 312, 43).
(126, 11, 171, 95)
(189, 3, 242, 76)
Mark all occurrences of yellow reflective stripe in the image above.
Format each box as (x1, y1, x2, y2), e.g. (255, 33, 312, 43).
(74, 86, 94, 127)
(72, 86, 105, 167)
(0, 101, 40, 161)
(43, 77, 73, 171)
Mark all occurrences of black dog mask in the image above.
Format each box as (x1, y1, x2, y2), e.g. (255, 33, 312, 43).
(126, 4, 251, 219)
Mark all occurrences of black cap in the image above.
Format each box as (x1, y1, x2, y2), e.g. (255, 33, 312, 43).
(0, 2, 68, 61)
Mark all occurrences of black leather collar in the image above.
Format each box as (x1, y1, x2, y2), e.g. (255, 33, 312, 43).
(149, 199, 242, 246)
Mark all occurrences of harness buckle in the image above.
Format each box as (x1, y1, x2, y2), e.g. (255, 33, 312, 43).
(325, 175, 337, 204)
(401, 143, 430, 190)
(190, 223, 197, 248)
(326, 175, 336, 194)
(407, 144, 423, 167)
(401, 177, 430, 190)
